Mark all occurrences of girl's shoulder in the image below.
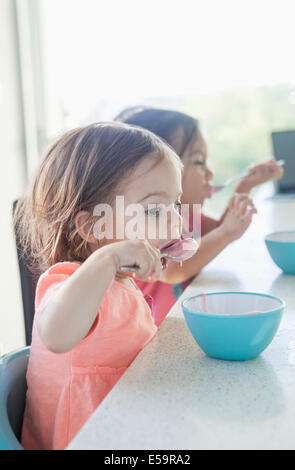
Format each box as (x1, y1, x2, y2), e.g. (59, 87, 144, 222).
(35, 261, 82, 310)
(38, 261, 82, 283)
(44, 261, 82, 276)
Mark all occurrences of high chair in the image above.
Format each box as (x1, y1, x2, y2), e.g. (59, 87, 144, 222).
(0, 346, 30, 450)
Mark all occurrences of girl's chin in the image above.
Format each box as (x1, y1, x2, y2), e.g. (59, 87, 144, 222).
(192, 198, 205, 206)
(195, 193, 207, 205)
(184, 198, 204, 208)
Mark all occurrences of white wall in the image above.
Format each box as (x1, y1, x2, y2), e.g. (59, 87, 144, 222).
(0, 0, 27, 354)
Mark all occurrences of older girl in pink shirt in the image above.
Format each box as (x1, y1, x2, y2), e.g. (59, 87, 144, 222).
(116, 107, 284, 326)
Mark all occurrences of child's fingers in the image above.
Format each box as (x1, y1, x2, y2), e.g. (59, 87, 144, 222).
(229, 194, 256, 218)
(232, 193, 251, 213)
(238, 198, 256, 216)
(227, 197, 235, 212)
(268, 160, 284, 178)
(135, 241, 155, 278)
(254, 160, 282, 179)
(228, 192, 243, 211)
(240, 206, 257, 223)
(134, 255, 153, 279)
(146, 245, 162, 280)
(247, 163, 270, 179)
(228, 193, 242, 212)
(134, 243, 162, 281)
(266, 162, 276, 174)
(236, 200, 248, 217)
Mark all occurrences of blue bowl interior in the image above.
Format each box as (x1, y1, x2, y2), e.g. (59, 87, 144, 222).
(182, 292, 284, 316)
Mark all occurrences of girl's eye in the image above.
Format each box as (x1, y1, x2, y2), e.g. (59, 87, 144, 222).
(194, 161, 205, 166)
(145, 206, 162, 217)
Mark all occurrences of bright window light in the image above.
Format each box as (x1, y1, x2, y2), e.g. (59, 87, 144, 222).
(40, 0, 295, 132)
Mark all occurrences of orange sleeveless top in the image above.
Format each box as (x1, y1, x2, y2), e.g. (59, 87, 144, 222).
(21, 262, 157, 450)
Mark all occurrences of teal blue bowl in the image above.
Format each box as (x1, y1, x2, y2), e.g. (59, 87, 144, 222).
(265, 231, 295, 275)
(182, 292, 285, 361)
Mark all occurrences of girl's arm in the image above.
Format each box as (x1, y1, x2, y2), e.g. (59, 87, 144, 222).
(161, 194, 257, 284)
(37, 240, 162, 353)
(201, 214, 219, 234)
(37, 246, 117, 353)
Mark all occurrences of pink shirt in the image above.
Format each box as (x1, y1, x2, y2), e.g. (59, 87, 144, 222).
(21, 262, 157, 450)
(136, 277, 192, 327)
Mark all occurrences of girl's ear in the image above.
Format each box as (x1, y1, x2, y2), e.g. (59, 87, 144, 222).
(74, 211, 98, 244)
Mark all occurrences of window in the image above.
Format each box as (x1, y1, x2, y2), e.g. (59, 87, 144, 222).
(34, 0, 295, 208)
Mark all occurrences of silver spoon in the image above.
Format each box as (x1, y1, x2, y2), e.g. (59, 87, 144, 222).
(211, 159, 285, 194)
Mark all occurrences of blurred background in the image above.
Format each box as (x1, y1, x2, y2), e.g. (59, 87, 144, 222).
(1, 0, 295, 353)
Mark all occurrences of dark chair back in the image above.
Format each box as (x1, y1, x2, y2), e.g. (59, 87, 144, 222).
(12, 201, 38, 345)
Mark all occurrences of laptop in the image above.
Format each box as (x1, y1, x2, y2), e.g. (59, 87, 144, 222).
(271, 130, 295, 195)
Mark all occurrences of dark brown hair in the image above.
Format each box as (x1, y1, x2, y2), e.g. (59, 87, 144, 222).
(115, 106, 198, 157)
(14, 121, 172, 273)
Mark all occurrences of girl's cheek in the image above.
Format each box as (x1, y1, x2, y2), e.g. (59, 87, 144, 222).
(144, 216, 161, 245)
(182, 177, 205, 204)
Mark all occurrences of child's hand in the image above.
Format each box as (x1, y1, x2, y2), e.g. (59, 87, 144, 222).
(111, 239, 163, 281)
(219, 193, 257, 242)
(240, 158, 284, 191)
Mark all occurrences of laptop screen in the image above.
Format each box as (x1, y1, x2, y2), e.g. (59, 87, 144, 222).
(271, 130, 295, 193)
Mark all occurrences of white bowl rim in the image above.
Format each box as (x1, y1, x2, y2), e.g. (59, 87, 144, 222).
(265, 230, 295, 243)
(182, 291, 286, 319)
